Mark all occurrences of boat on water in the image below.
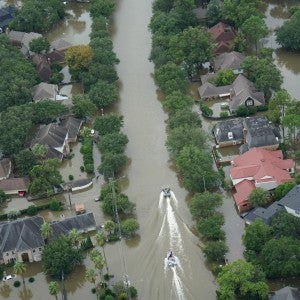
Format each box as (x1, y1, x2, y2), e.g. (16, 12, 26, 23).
(165, 250, 177, 267)
(162, 187, 171, 198)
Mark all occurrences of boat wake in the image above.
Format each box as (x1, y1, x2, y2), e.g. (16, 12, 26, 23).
(172, 267, 185, 300)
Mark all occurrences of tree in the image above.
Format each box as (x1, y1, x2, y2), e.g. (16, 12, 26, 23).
(13, 262, 27, 286)
(220, 0, 262, 27)
(162, 91, 194, 114)
(121, 218, 140, 237)
(72, 94, 97, 119)
(65, 45, 93, 72)
(42, 235, 83, 278)
(29, 37, 50, 54)
(90, 0, 115, 18)
(154, 62, 187, 95)
(104, 220, 116, 235)
(29, 159, 62, 196)
(68, 228, 82, 248)
(166, 125, 207, 157)
(167, 109, 202, 130)
(261, 237, 300, 279)
(88, 80, 118, 109)
(203, 241, 228, 262)
(176, 146, 221, 192)
(197, 213, 225, 240)
(273, 181, 296, 201)
(98, 132, 128, 155)
(93, 113, 123, 136)
(40, 221, 52, 243)
(152, 0, 174, 13)
(206, 0, 222, 27)
(48, 281, 59, 300)
(242, 219, 271, 254)
(276, 10, 300, 50)
(241, 16, 268, 54)
(214, 69, 236, 86)
(98, 153, 127, 179)
(14, 149, 37, 176)
(169, 27, 215, 77)
(85, 268, 97, 289)
(102, 192, 135, 216)
(95, 231, 109, 275)
(242, 56, 283, 98)
(217, 259, 269, 300)
(0, 190, 9, 207)
(248, 187, 270, 207)
(190, 192, 222, 219)
(31, 144, 47, 162)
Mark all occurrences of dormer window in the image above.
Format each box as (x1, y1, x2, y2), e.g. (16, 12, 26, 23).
(228, 132, 233, 139)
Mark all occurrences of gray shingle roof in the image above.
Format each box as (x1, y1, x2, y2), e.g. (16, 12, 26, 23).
(198, 82, 232, 99)
(32, 83, 58, 102)
(60, 117, 82, 140)
(213, 118, 244, 143)
(269, 286, 300, 300)
(279, 185, 300, 211)
(214, 51, 245, 70)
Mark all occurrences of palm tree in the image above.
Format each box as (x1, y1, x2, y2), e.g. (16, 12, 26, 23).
(95, 231, 109, 276)
(85, 268, 97, 289)
(13, 261, 26, 286)
(104, 220, 115, 236)
(68, 228, 81, 248)
(40, 221, 52, 244)
(48, 281, 59, 300)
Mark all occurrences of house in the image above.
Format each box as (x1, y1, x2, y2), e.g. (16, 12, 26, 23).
(199, 74, 265, 111)
(0, 213, 97, 264)
(213, 116, 281, 150)
(0, 216, 45, 264)
(269, 286, 300, 300)
(46, 50, 65, 64)
(213, 118, 244, 147)
(279, 184, 300, 218)
(0, 6, 16, 33)
(32, 54, 52, 82)
(213, 51, 245, 74)
(51, 212, 97, 235)
(32, 82, 59, 102)
(50, 38, 72, 52)
(31, 116, 82, 160)
(0, 158, 12, 181)
(230, 148, 294, 212)
(240, 116, 281, 153)
(0, 178, 29, 196)
(208, 22, 236, 55)
(7, 30, 42, 57)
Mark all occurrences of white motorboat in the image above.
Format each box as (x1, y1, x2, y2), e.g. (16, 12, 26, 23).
(165, 250, 177, 267)
(162, 187, 171, 198)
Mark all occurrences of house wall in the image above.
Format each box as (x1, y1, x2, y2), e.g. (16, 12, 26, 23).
(217, 140, 243, 147)
(256, 144, 279, 151)
(284, 207, 300, 218)
(238, 202, 252, 213)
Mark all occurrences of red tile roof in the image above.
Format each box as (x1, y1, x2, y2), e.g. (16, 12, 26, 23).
(233, 180, 255, 211)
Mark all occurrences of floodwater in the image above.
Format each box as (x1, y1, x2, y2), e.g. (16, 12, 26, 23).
(262, 0, 300, 100)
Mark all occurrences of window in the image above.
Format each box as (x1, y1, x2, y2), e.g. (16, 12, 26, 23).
(246, 99, 254, 106)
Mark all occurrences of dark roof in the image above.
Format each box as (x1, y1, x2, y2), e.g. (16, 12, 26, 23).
(32, 123, 67, 149)
(60, 117, 82, 140)
(0, 216, 45, 258)
(0, 6, 16, 29)
(214, 51, 245, 70)
(269, 286, 300, 300)
(46, 50, 65, 63)
(45, 146, 64, 160)
(198, 82, 231, 99)
(32, 55, 52, 81)
(51, 213, 96, 236)
(244, 202, 283, 225)
(279, 185, 300, 211)
(213, 118, 244, 144)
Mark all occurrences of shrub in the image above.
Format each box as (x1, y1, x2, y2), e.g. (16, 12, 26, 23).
(69, 174, 74, 181)
(28, 277, 35, 283)
(81, 236, 94, 251)
(80, 166, 85, 172)
(85, 164, 94, 174)
(220, 111, 229, 118)
(200, 103, 213, 117)
(49, 199, 62, 211)
(14, 280, 21, 287)
(27, 205, 38, 216)
(7, 210, 21, 220)
(91, 287, 96, 294)
(203, 240, 228, 262)
(235, 105, 257, 117)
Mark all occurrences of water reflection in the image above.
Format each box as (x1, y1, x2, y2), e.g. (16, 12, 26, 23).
(0, 284, 12, 298)
(276, 49, 300, 75)
(18, 287, 33, 300)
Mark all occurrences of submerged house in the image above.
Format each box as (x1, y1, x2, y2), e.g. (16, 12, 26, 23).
(230, 148, 294, 212)
(32, 82, 59, 102)
(0, 6, 16, 33)
(0, 213, 96, 264)
(213, 51, 245, 74)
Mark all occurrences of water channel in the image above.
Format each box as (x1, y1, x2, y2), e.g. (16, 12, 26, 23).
(1, 0, 299, 299)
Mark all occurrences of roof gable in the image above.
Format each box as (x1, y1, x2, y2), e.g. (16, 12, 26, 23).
(214, 51, 245, 70)
(279, 185, 300, 211)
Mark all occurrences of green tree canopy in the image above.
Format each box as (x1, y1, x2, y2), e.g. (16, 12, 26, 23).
(203, 240, 228, 262)
(167, 109, 202, 130)
(169, 27, 215, 77)
(90, 0, 115, 18)
(65, 45, 93, 72)
(99, 153, 127, 180)
(121, 218, 140, 237)
(197, 213, 225, 240)
(163, 91, 194, 114)
(88, 80, 118, 108)
(276, 10, 300, 50)
(190, 192, 222, 219)
(166, 125, 207, 157)
(214, 69, 236, 86)
(98, 132, 128, 154)
(261, 237, 300, 279)
(217, 259, 269, 300)
(42, 235, 83, 278)
(93, 113, 124, 136)
(176, 146, 221, 192)
(248, 187, 270, 207)
(72, 94, 97, 119)
(206, 0, 222, 27)
(48, 281, 59, 299)
(102, 192, 135, 217)
(242, 219, 271, 253)
(154, 62, 187, 95)
(29, 37, 50, 54)
(273, 181, 296, 201)
(14, 149, 37, 176)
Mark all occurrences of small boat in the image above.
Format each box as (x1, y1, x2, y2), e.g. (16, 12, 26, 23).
(165, 250, 177, 267)
(162, 187, 171, 198)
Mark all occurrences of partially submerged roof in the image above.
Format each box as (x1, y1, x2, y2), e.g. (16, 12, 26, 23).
(51, 38, 72, 51)
(214, 51, 245, 70)
(0, 177, 29, 192)
(213, 118, 244, 144)
(269, 286, 300, 300)
(32, 82, 58, 102)
(60, 117, 82, 140)
(198, 82, 231, 99)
